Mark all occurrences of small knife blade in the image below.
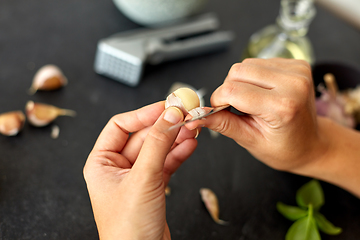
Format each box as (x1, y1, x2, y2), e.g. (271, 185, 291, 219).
(168, 104, 230, 131)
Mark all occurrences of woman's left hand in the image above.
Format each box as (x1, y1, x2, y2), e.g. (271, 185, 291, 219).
(84, 101, 198, 240)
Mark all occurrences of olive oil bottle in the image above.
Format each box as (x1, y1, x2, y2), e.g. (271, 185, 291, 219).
(243, 0, 316, 64)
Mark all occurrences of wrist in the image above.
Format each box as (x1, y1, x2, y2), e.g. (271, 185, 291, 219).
(292, 116, 360, 198)
(289, 116, 331, 177)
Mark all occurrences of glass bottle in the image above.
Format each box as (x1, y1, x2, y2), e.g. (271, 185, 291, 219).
(242, 0, 316, 64)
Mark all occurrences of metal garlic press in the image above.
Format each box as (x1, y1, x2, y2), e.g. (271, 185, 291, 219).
(94, 13, 234, 87)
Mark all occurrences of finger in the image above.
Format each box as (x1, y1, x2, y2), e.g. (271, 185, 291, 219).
(210, 80, 276, 116)
(175, 126, 199, 144)
(227, 59, 311, 89)
(120, 126, 151, 164)
(121, 125, 198, 164)
(243, 58, 311, 70)
(87, 150, 132, 171)
(188, 110, 263, 147)
(163, 138, 198, 186)
(92, 101, 165, 153)
(132, 107, 185, 176)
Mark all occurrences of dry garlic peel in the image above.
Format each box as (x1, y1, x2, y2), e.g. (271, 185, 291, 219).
(51, 125, 60, 139)
(200, 188, 228, 225)
(25, 101, 76, 127)
(29, 64, 68, 94)
(188, 107, 207, 118)
(165, 87, 200, 115)
(0, 111, 26, 136)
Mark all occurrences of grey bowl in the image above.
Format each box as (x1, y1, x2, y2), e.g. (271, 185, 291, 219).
(312, 61, 360, 129)
(113, 0, 208, 27)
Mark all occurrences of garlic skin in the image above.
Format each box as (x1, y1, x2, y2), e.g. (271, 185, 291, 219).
(188, 107, 207, 118)
(165, 87, 200, 115)
(25, 101, 76, 127)
(29, 64, 68, 94)
(0, 111, 26, 136)
(51, 125, 60, 139)
(200, 188, 228, 225)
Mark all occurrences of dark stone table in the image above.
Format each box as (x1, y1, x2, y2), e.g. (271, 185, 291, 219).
(1, 0, 359, 239)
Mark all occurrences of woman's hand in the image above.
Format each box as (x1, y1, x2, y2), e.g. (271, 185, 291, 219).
(187, 57, 360, 198)
(186, 58, 326, 172)
(84, 102, 198, 240)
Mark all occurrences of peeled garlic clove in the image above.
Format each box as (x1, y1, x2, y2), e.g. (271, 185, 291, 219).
(200, 188, 229, 225)
(29, 64, 68, 94)
(0, 111, 26, 136)
(25, 101, 76, 127)
(165, 87, 200, 115)
(167, 82, 206, 107)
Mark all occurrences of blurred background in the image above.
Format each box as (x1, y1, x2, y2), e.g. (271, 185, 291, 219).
(0, 0, 360, 239)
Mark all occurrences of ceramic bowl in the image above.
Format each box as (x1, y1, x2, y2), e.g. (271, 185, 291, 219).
(312, 61, 360, 129)
(113, 0, 208, 27)
(312, 62, 360, 92)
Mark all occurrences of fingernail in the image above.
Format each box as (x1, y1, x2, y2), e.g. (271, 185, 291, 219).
(194, 128, 200, 139)
(189, 124, 205, 131)
(164, 107, 183, 124)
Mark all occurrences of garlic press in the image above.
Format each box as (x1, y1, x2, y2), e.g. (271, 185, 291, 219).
(94, 13, 234, 87)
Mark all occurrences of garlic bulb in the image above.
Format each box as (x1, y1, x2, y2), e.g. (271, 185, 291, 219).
(25, 101, 76, 127)
(29, 64, 68, 94)
(0, 111, 26, 136)
(200, 188, 228, 225)
(165, 87, 200, 115)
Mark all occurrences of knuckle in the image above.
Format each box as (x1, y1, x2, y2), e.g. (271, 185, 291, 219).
(83, 159, 91, 182)
(242, 58, 259, 65)
(147, 128, 172, 144)
(83, 152, 98, 182)
(230, 62, 241, 71)
(269, 159, 288, 171)
(83, 164, 88, 180)
(296, 75, 311, 91)
(293, 74, 312, 95)
(276, 97, 301, 124)
(212, 117, 231, 134)
(297, 64, 312, 78)
(219, 82, 236, 99)
(295, 59, 311, 70)
(227, 63, 242, 78)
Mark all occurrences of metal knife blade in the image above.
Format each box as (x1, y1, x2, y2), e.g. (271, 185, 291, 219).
(168, 104, 230, 131)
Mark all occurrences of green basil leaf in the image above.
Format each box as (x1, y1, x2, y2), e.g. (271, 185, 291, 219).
(314, 212, 342, 235)
(285, 216, 321, 240)
(296, 180, 324, 210)
(277, 202, 308, 221)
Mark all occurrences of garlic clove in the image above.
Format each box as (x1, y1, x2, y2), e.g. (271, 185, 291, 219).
(200, 188, 229, 225)
(29, 64, 68, 94)
(165, 87, 200, 115)
(0, 111, 26, 136)
(167, 82, 206, 107)
(323, 73, 338, 100)
(25, 101, 76, 127)
(165, 186, 171, 196)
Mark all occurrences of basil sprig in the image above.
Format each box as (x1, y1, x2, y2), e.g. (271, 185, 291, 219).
(277, 180, 342, 240)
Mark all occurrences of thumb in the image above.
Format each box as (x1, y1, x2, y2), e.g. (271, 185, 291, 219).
(132, 107, 184, 177)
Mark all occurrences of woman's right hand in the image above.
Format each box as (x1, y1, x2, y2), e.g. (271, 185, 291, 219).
(187, 58, 328, 173)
